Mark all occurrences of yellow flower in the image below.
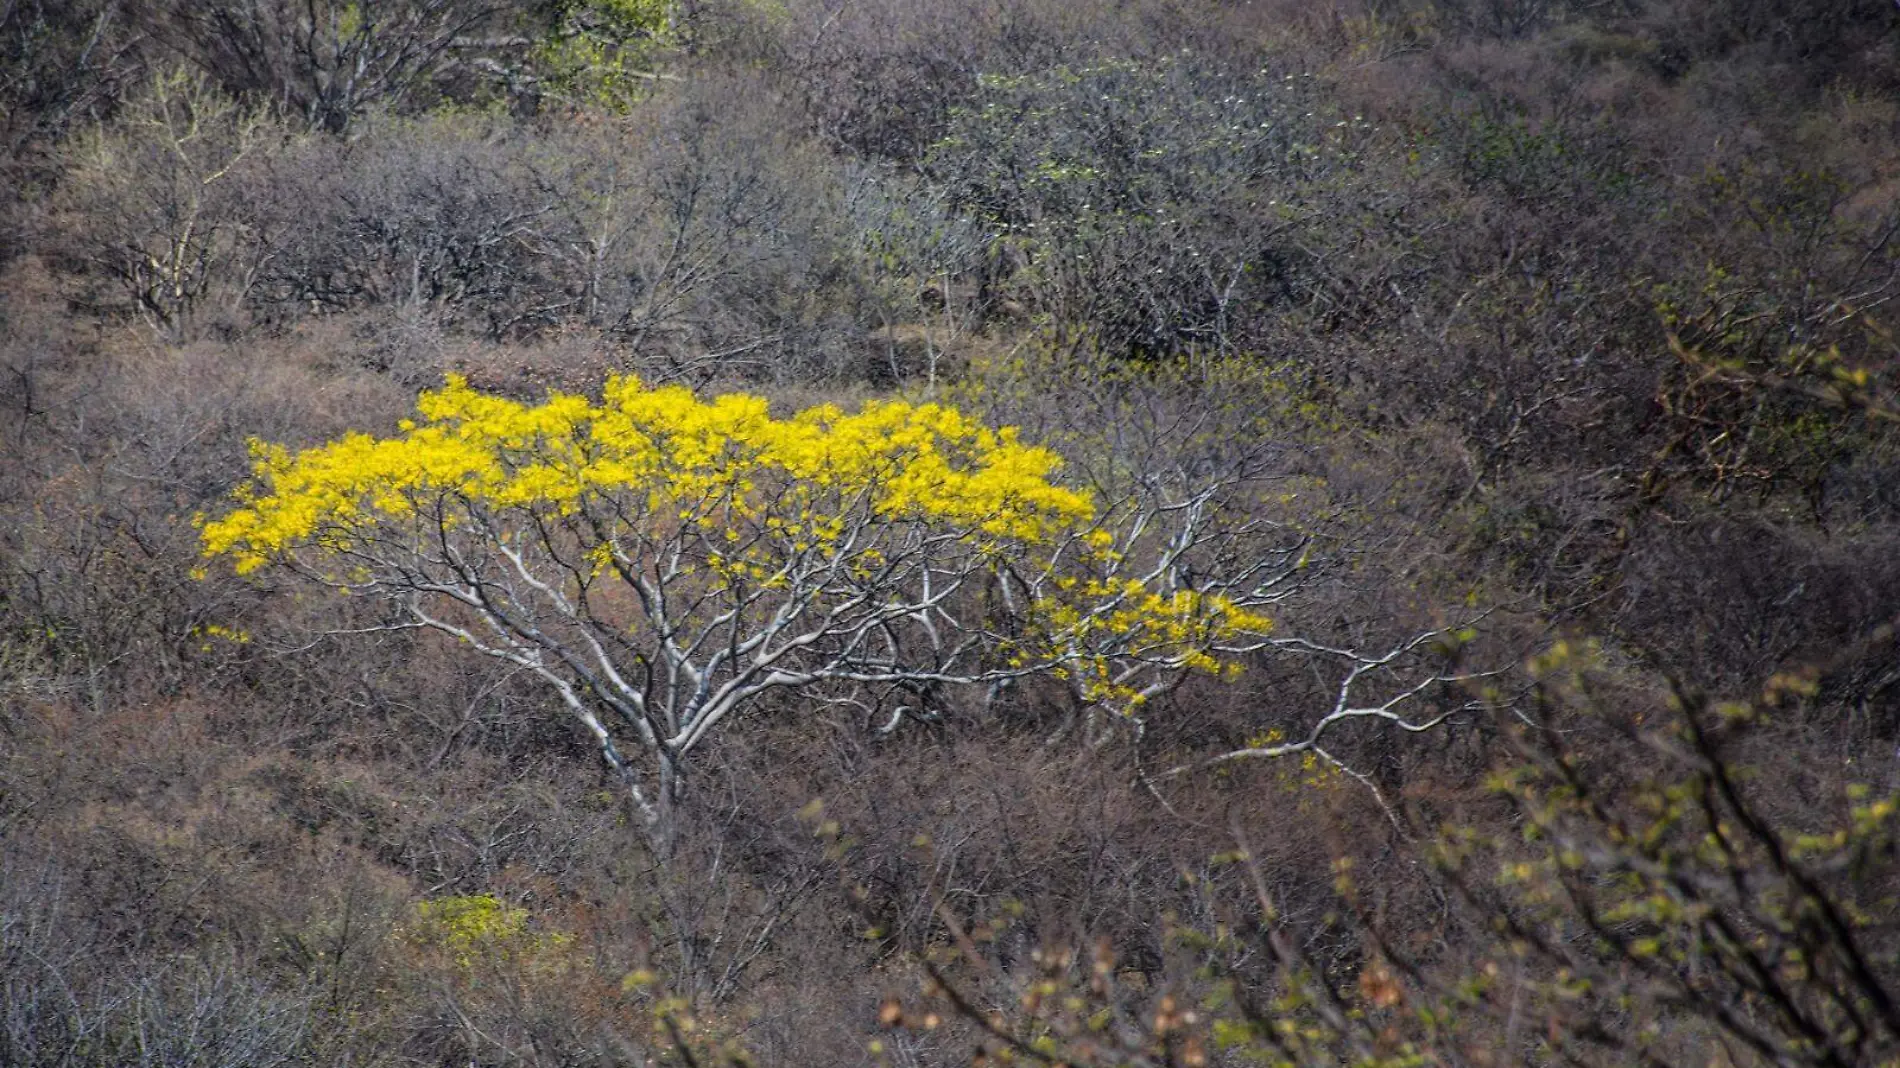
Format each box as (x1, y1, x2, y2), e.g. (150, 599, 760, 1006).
(201, 374, 1273, 718)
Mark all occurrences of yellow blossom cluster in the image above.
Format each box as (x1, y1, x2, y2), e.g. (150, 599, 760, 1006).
(199, 374, 1275, 715)
(1034, 574, 1274, 706)
(200, 374, 1094, 573)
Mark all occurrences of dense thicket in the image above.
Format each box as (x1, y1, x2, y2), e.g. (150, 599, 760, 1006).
(4, 0, 1900, 1064)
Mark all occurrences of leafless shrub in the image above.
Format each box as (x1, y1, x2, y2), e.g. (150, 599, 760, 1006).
(46, 67, 287, 341)
(0, 857, 111, 1067)
(133, 0, 513, 132)
(111, 960, 311, 1068)
(0, 0, 147, 208)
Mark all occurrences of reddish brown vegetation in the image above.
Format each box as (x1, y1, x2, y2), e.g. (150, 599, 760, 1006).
(4, 0, 1900, 1063)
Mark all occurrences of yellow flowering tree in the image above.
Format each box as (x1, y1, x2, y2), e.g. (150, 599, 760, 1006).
(200, 375, 1272, 841)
